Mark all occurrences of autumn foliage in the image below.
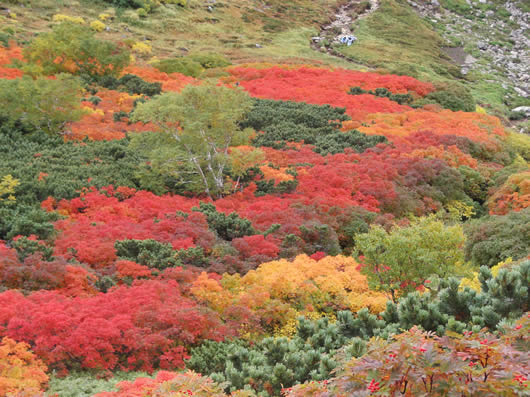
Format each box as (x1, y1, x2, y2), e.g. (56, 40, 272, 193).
(286, 314, 530, 396)
(94, 370, 253, 397)
(0, 280, 232, 374)
(488, 170, 530, 215)
(0, 337, 48, 396)
(191, 254, 387, 334)
(0, 45, 24, 80)
(0, 34, 527, 397)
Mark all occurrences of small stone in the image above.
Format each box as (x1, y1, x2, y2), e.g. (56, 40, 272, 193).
(512, 106, 530, 116)
(255, 43, 262, 48)
(464, 54, 477, 64)
(514, 87, 528, 97)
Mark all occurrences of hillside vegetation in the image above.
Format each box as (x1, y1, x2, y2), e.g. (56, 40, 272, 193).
(0, 0, 528, 396)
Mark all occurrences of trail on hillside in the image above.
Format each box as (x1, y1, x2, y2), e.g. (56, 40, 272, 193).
(311, 0, 379, 60)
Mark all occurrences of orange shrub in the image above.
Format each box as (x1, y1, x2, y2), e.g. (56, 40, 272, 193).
(122, 66, 196, 92)
(358, 109, 506, 146)
(488, 171, 530, 215)
(0, 337, 48, 396)
(68, 89, 155, 140)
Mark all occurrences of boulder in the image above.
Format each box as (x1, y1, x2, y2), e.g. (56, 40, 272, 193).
(511, 106, 530, 116)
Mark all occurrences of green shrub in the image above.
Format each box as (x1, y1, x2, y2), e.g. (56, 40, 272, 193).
(11, 236, 54, 261)
(115, 239, 180, 269)
(356, 216, 466, 301)
(458, 165, 490, 204)
(188, 317, 349, 395)
(153, 57, 204, 77)
(24, 22, 130, 78)
(255, 179, 299, 196)
(103, 0, 186, 9)
(420, 83, 476, 112)
(299, 222, 341, 256)
(0, 32, 12, 48)
(47, 371, 152, 397)
(176, 246, 209, 267)
(0, 126, 145, 240)
(0, 130, 141, 206)
(0, 205, 59, 241)
(440, 0, 472, 14)
(89, 74, 162, 97)
(509, 111, 526, 121)
(348, 86, 413, 105)
(241, 99, 386, 154)
(193, 202, 256, 241)
(190, 53, 231, 69)
(465, 208, 530, 267)
(0, 75, 84, 135)
(314, 130, 386, 155)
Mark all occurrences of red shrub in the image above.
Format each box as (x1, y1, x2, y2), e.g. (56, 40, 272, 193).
(0, 280, 233, 374)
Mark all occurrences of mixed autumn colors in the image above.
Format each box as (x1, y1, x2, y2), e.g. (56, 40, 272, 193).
(0, 9, 528, 396)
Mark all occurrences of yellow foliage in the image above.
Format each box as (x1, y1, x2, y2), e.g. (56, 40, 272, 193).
(191, 272, 234, 313)
(147, 56, 160, 65)
(475, 105, 487, 114)
(117, 93, 141, 105)
(90, 20, 105, 32)
(0, 175, 19, 203)
(132, 42, 152, 56)
(191, 255, 387, 336)
(98, 13, 112, 21)
(163, 0, 187, 5)
(230, 146, 265, 178)
(446, 200, 475, 220)
(241, 255, 387, 313)
(273, 311, 336, 339)
(506, 131, 530, 161)
(137, 8, 149, 18)
(82, 106, 105, 117)
(0, 337, 48, 395)
(460, 258, 513, 292)
(260, 165, 294, 183)
(52, 14, 85, 24)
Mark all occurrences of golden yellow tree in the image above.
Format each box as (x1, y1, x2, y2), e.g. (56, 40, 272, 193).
(0, 337, 48, 395)
(0, 175, 19, 203)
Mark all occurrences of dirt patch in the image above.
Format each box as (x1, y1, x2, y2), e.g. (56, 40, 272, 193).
(443, 46, 468, 66)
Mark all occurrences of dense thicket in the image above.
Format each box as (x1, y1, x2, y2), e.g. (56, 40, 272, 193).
(465, 207, 530, 267)
(348, 86, 413, 105)
(188, 260, 529, 395)
(0, 130, 139, 205)
(0, 75, 83, 135)
(241, 99, 387, 154)
(88, 74, 162, 97)
(23, 23, 130, 78)
(0, 126, 140, 239)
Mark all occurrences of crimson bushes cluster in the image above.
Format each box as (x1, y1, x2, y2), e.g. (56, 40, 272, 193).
(0, 279, 232, 374)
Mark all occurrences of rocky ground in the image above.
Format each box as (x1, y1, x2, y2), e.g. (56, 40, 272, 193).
(409, 0, 529, 108)
(311, 0, 528, 130)
(311, 0, 379, 57)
